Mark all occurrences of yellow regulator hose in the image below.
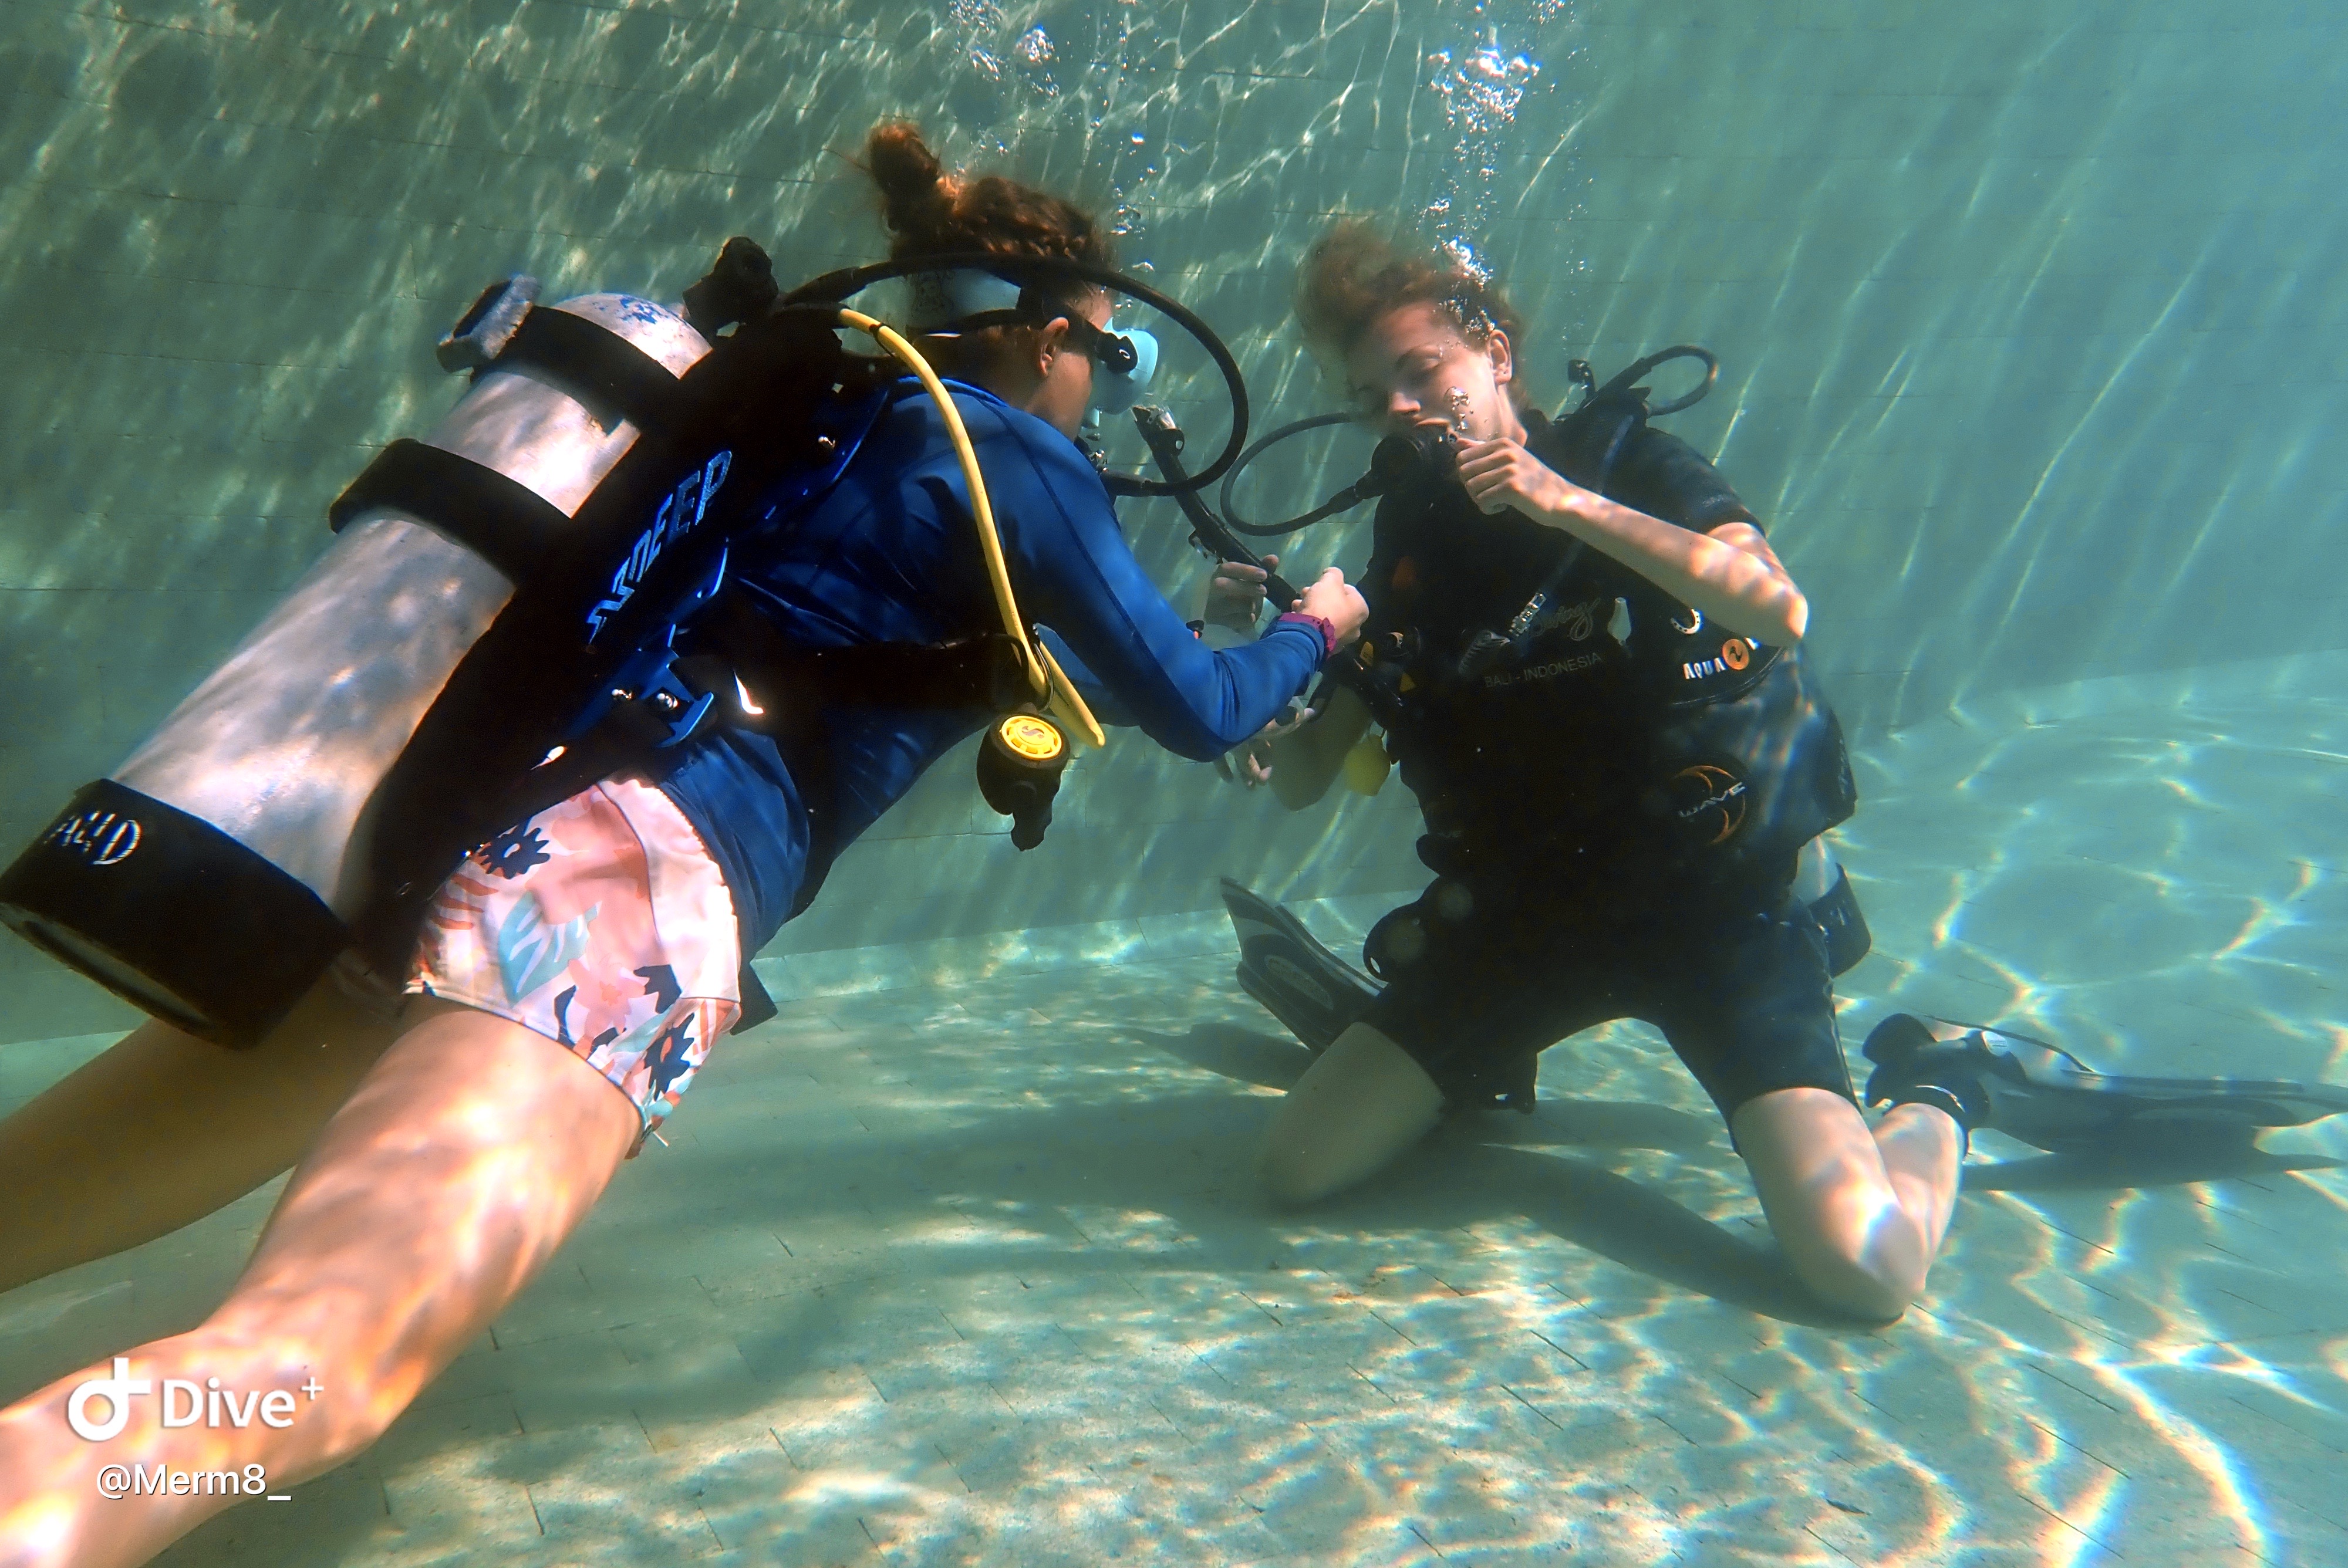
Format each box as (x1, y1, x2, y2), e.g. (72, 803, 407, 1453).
(834, 308, 1107, 748)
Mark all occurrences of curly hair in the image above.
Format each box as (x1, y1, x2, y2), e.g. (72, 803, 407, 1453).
(865, 121, 1115, 272)
(862, 121, 1114, 379)
(1294, 221, 1524, 369)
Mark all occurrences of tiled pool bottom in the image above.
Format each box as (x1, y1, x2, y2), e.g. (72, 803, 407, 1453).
(4, 658, 2347, 1567)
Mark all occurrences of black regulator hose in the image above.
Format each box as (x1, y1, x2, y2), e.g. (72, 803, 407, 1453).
(784, 252, 1249, 502)
(1218, 411, 1362, 538)
(1129, 406, 1302, 607)
(1129, 404, 1388, 717)
(1208, 343, 1722, 540)
(1598, 344, 1717, 415)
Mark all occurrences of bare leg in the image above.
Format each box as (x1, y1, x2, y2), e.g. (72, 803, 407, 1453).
(0, 998, 637, 1568)
(1731, 1086, 1962, 1321)
(1256, 1022, 1447, 1205)
(0, 979, 404, 1296)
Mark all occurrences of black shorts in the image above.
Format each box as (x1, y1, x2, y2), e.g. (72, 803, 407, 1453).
(1360, 881, 1854, 1124)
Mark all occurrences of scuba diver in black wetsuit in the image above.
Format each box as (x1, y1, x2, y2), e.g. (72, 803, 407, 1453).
(1207, 224, 1958, 1323)
(1206, 230, 2348, 1281)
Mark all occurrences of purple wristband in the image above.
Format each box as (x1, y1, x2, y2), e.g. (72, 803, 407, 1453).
(1273, 610, 1339, 658)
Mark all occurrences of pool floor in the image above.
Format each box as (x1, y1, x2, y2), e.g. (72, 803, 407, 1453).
(4, 658, 2346, 1566)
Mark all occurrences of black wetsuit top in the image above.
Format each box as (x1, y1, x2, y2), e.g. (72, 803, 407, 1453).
(1362, 408, 1833, 909)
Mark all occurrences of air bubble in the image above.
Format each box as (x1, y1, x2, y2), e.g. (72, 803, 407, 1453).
(1418, 3, 1574, 285)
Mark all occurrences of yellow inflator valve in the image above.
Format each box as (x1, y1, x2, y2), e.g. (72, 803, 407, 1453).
(996, 712, 1064, 763)
(976, 708, 1070, 850)
(1342, 731, 1392, 796)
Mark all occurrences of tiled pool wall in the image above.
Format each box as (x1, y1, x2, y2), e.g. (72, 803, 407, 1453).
(3, 0, 2340, 1039)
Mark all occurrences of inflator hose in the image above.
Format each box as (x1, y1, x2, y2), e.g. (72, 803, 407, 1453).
(1210, 345, 1722, 541)
(821, 306, 1106, 748)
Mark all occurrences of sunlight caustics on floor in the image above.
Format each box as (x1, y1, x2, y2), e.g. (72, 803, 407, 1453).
(2, 659, 2343, 1567)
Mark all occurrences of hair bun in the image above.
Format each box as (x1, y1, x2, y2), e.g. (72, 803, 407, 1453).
(866, 121, 953, 235)
(860, 118, 1114, 271)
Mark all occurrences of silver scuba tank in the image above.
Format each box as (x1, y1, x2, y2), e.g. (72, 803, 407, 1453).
(0, 286, 711, 1045)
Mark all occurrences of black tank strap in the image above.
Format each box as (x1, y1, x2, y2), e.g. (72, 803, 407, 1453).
(326, 306, 696, 586)
(497, 306, 686, 434)
(690, 590, 1034, 715)
(326, 438, 572, 586)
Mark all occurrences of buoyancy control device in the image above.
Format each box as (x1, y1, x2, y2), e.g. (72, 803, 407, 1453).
(1194, 344, 1858, 888)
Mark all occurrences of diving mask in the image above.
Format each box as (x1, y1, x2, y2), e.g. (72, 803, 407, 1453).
(1075, 317, 1158, 414)
(909, 267, 1158, 413)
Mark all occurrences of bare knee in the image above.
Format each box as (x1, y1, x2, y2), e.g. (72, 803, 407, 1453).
(1254, 1093, 1377, 1208)
(1784, 1238, 1926, 1323)
(1732, 1087, 1949, 1323)
(1253, 1024, 1445, 1209)
(1253, 1134, 1345, 1208)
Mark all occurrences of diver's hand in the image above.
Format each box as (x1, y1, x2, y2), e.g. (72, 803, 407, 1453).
(1223, 701, 1317, 788)
(1458, 438, 1581, 521)
(1292, 567, 1368, 648)
(1203, 553, 1276, 631)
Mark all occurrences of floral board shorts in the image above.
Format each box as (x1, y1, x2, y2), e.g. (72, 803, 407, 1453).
(405, 778, 743, 1151)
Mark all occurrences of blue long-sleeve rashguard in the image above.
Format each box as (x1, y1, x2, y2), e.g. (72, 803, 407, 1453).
(659, 379, 1326, 955)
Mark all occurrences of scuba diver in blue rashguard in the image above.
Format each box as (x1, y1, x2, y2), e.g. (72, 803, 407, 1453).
(656, 208, 1357, 960)
(0, 124, 1364, 1568)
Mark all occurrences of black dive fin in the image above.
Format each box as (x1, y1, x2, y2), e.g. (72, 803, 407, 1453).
(1220, 878, 1381, 1053)
(1863, 1013, 2348, 1153)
